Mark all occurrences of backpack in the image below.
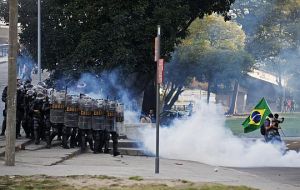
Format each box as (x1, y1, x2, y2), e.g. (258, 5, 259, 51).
(260, 124, 266, 135)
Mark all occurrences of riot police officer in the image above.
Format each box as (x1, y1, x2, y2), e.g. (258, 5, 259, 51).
(78, 95, 94, 152)
(49, 90, 66, 145)
(105, 100, 120, 156)
(0, 86, 7, 136)
(16, 81, 25, 138)
(22, 80, 34, 138)
(62, 95, 80, 149)
(2, 81, 25, 138)
(30, 88, 46, 144)
(22, 88, 35, 139)
(92, 99, 106, 154)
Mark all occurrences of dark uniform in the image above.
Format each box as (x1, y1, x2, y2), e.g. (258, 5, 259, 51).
(43, 96, 52, 148)
(78, 95, 94, 152)
(105, 100, 120, 156)
(49, 90, 65, 146)
(1, 86, 7, 136)
(16, 84, 25, 138)
(22, 82, 35, 138)
(31, 91, 45, 144)
(92, 99, 106, 154)
(1, 84, 25, 138)
(62, 95, 79, 149)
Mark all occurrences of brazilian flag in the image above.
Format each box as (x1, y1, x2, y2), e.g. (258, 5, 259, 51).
(242, 97, 272, 133)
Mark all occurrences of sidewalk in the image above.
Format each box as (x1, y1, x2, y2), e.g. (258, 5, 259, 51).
(0, 151, 299, 190)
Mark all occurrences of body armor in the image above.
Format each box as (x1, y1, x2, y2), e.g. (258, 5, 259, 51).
(22, 89, 35, 138)
(78, 96, 93, 129)
(31, 88, 47, 144)
(50, 90, 66, 124)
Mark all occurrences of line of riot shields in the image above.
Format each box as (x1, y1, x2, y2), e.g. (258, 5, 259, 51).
(11, 81, 124, 156)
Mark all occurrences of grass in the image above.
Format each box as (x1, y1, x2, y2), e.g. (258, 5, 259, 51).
(0, 176, 257, 190)
(225, 112, 300, 138)
(129, 176, 144, 181)
(0, 175, 73, 190)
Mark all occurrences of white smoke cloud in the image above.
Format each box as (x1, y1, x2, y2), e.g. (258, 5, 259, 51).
(56, 71, 141, 123)
(140, 101, 300, 167)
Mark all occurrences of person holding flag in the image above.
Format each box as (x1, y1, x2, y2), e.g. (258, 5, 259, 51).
(241, 98, 284, 143)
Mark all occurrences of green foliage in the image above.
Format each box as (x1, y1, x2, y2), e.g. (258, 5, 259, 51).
(247, 0, 300, 59)
(168, 14, 253, 95)
(0, 0, 235, 93)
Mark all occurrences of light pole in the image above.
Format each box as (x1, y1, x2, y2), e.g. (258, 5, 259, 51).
(155, 25, 160, 174)
(38, 0, 41, 82)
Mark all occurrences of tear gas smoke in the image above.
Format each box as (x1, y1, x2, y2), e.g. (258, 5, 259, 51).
(55, 71, 141, 123)
(17, 51, 35, 82)
(140, 101, 300, 167)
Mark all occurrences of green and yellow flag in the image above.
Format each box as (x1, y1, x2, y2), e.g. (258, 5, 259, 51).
(242, 97, 272, 133)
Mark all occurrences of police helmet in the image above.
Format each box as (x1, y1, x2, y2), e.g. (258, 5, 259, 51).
(37, 82, 47, 88)
(24, 83, 33, 90)
(26, 89, 35, 97)
(36, 91, 45, 100)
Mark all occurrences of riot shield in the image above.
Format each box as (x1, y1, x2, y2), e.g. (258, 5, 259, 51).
(50, 90, 66, 124)
(105, 100, 116, 132)
(78, 96, 93, 130)
(64, 95, 79, 128)
(92, 99, 107, 131)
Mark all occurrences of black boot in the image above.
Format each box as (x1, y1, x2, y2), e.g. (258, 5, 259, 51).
(93, 131, 101, 154)
(62, 127, 70, 149)
(113, 151, 120, 157)
(80, 132, 87, 152)
(70, 128, 77, 148)
(0, 119, 5, 135)
(62, 139, 70, 149)
(112, 132, 120, 156)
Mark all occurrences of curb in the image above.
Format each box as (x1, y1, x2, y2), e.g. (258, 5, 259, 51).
(48, 148, 81, 166)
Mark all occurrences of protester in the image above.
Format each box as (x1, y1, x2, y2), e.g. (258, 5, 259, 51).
(262, 113, 273, 142)
(148, 109, 155, 123)
(140, 115, 151, 123)
(264, 113, 284, 143)
(271, 113, 284, 141)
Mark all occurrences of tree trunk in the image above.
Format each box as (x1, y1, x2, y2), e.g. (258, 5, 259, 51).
(141, 80, 156, 115)
(278, 74, 283, 112)
(207, 82, 211, 104)
(227, 80, 239, 115)
(163, 85, 184, 111)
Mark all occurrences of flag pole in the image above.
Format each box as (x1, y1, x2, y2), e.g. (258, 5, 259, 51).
(280, 128, 286, 137)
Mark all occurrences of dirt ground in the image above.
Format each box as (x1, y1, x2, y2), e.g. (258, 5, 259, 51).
(0, 175, 256, 190)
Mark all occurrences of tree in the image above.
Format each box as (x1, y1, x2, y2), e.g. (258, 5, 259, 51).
(0, 0, 236, 114)
(162, 50, 194, 111)
(168, 15, 253, 105)
(230, 0, 273, 37)
(160, 14, 253, 115)
(246, 0, 300, 110)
